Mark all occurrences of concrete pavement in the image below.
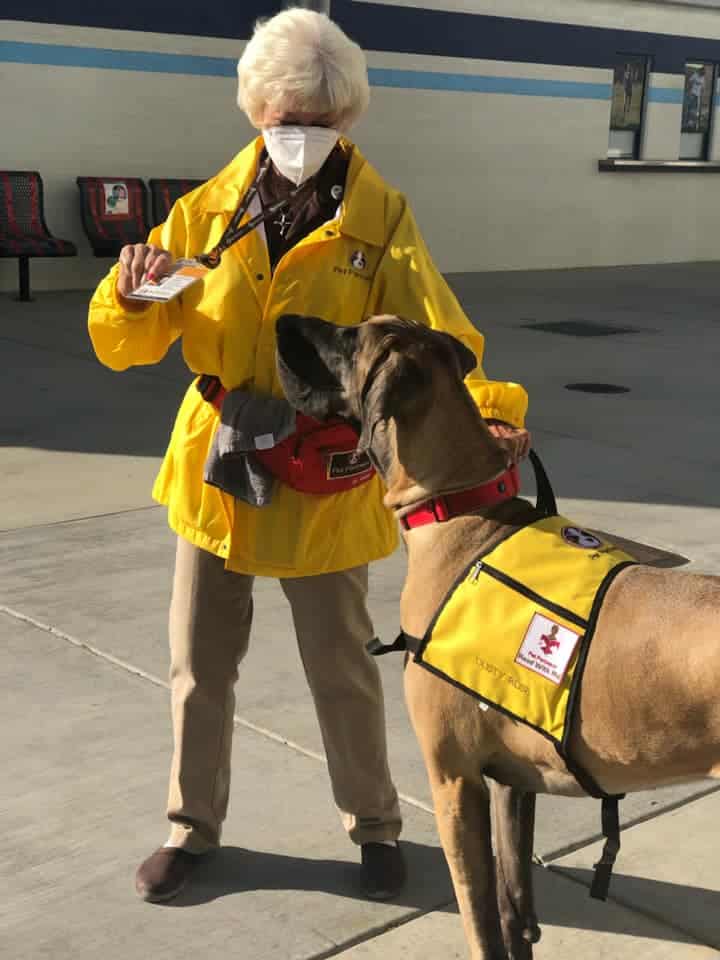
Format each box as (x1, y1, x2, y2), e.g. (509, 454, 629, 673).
(1, 263, 719, 958)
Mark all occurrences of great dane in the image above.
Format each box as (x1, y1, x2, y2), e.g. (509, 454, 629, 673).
(275, 312, 719, 960)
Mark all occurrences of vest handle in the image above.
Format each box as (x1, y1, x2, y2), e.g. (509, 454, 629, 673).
(528, 449, 557, 517)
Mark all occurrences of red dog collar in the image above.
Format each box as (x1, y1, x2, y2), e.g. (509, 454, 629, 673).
(400, 466, 520, 530)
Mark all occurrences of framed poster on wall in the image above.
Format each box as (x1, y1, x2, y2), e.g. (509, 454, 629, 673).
(681, 62, 715, 133)
(610, 57, 648, 131)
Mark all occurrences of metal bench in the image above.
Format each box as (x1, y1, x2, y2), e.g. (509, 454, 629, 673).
(76, 177, 149, 257)
(0, 171, 77, 301)
(148, 178, 204, 227)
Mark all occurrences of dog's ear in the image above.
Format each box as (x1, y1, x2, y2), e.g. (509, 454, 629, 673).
(436, 332, 477, 378)
(357, 350, 430, 452)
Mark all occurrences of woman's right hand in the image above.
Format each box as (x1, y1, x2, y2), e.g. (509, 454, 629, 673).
(116, 243, 174, 308)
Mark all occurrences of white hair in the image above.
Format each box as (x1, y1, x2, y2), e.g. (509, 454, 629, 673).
(237, 8, 370, 132)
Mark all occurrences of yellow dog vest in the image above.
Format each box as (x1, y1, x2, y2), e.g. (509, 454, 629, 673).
(368, 464, 639, 902)
(414, 516, 636, 794)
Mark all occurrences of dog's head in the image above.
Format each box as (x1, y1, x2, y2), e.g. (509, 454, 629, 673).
(275, 313, 477, 474)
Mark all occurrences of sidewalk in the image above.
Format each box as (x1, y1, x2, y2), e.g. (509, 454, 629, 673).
(1, 263, 719, 959)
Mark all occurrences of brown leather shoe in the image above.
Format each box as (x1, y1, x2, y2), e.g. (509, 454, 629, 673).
(361, 841, 406, 900)
(135, 847, 199, 902)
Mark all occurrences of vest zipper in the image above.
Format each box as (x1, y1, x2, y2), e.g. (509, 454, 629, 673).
(468, 560, 587, 629)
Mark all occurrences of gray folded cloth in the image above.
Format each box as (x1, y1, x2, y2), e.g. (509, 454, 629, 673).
(203, 388, 297, 506)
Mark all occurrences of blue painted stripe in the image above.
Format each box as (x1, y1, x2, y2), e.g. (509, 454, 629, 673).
(648, 86, 684, 104)
(0, 40, 684, 104)
(368, 68, 611, 100)
(0, 40, 237, 77)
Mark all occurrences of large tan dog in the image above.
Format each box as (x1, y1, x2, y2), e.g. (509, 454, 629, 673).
(275, 313, 720, 960)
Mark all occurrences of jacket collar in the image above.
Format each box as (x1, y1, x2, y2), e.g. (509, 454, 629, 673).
(203, 136, 386, 248)
(338, 138, 386, 247)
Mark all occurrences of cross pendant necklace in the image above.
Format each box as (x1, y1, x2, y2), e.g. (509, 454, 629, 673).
(275, 209, 293, 238)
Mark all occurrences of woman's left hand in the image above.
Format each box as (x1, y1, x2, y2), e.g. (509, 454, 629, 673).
(486, 419, 532, 464)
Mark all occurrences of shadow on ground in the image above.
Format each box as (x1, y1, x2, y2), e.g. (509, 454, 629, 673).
(156, 846, 714, 948)
(163, 840, 453, 911)
(547, 865, 720, 947)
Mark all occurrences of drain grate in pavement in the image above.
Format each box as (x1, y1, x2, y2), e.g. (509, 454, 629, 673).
(519, 319, 639, 337)
(564, 383, 631, 394)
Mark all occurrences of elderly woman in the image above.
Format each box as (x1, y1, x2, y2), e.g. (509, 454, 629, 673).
(88, 8, 528, 904)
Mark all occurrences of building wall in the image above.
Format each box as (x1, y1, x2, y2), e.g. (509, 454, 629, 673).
(2, 0, 720, 291)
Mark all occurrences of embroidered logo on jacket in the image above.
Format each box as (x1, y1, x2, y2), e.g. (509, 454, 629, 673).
(350, 250, 367, 271)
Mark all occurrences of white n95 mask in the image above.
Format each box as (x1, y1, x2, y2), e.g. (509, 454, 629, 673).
(262, 125, 339, 186)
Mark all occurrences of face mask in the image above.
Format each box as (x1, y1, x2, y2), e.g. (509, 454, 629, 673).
(262, 125, 340, 186)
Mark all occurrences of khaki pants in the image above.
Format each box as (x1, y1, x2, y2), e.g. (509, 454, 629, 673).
(166, 536, 402, 852)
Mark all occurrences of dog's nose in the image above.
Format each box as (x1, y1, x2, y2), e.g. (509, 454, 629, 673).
(277, 314, 325, 345)
(276, 314, 344, 392)
(277, 314, 335, 336)
(276, 314, 306, 343)
(277, 314, 342, 360)
(277, 314, 314, 360)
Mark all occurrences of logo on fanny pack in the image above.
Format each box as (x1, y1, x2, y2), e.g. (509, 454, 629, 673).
(326, 449, 373, 482)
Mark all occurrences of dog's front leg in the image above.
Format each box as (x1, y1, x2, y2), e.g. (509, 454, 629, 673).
(490, 781, 541, 960)
(430, 773, 507, 959)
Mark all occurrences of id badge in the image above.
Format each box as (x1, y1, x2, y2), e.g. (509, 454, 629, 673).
(127, 259, 208, 302)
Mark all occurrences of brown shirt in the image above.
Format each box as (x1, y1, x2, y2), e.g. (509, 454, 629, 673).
(258, 144, 351, 271)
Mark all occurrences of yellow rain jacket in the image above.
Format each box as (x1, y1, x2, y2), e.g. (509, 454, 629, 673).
(88, 137, 528, 577)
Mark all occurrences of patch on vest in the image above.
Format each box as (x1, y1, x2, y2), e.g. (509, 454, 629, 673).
(515, 613, 581, 685)
(561, 526, 603, 550)
(326, 449, 373, 481)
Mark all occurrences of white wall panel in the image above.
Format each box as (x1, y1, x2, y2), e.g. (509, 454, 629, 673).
(643, 73, 684, 159)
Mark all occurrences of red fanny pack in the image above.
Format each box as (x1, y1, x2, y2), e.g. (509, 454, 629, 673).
(256, 413, 375, 495)
(199, 377, 375, 495)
